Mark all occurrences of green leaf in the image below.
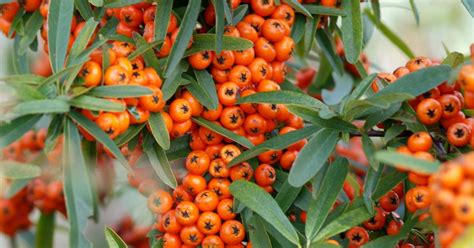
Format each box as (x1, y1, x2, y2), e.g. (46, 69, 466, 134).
(441, 52, 465, 68)
(184, 34, 254, 56)
(302, 16, 319, 57)
(274, 175, 303, 213)
(229, 126, 320, 166)
(363, 103, 401, 130)
(184, 69, 219, 110)
(75, 0, 94, 20)
(193, 117, 254, 148)
(214, 0, 225, 54)
(0, 115, 41, 148)
(104, 226, 127, 248)
(69, 95, 126, 112)
(372, 171, 407, 200)
(145, 143, 177, 189)
(63, 119, 94, 248)
(0, 161, 40, 179)
(89, 0, 103, 7)
(165, 134, 191, 161)
(114, 123, 145, 147)
(237, 90, 328, 110)
(10, 99, 70, 117)
(162, 61, 190, 100)
(287, 106, 358, 132)
(132, 34, 162, 74)
(104, 0, 142, 8)
(1, 74, 45, 85)
(128, 36, 163, 60)
(364, 9, 415, 58)
(6, 83, 46, 101)
(315, 28, 344, 75)
(89, 85, 153, 98)
(149, 113, 171, 150)
(229, 180, 300, 246)
(288, 128, 339, 187)
(341, 0, 362, 64)
(248, 215, 272, 248)
(5, 178, 32, 198)
(376, 151, 440, 174)
(409, 0, 420, 26)
(362, 161, 382, 214)
(375, 65, 451, 97)
(154, 0, 173, 43)
(303, 5, 346, 16)
(35, 213, 56, 248)
(68, 111, 129, 167)
(313, 205, 372, 242)
(462, 0, 474, 17)
(232, 4, 248, 25)
(69, 19, 99, 62)
(306, 158, 348, 242)
(164, 0, 201, 77)
(346, 73, 378, 101)
(362, 133, 379, 170)
(18, 11, 43, 55)
(48, 0, 75, 72)
(321, 72, 354, 105)
(284, 0, 312, 17)
(291, 14, 306, 43)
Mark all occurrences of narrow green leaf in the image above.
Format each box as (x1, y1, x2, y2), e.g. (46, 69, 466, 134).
(364, 9, 415, 58)
(0, 74, 44, 85)
(12, 36, 29, 74)
(284, 0, 312, 17)
(63, 119, 94, 248)
(248, 215, 272, 248)
(375, 151, 440, 174)
(237, 90, 328, 110)
(375, 65, 451, 97)
(341, 0, 362, 64)
(184, 34, 254, 56)
(291, 14, 306, 43)
(68, 111, 129, 167)
(0, 115, 41, 148)
(321, 72, 354, 105)
(0, 161, 40, 179)
(362, 133, 379, 170)
(313, 205, 372, 242)
(149, 113, 171, 150)
(193, 117, 254, 148)
(441, 52, 465, 68)
(214, 0, 225, 53)
(362, 162, 382, 215)
(128, 36, 163, 60)
(287, 106, 358, 132)
(35, 213, 56, 248)
(303, 5, 346, 16)
(5, 178, 32, 198)
(232, 4, 248, 25)
(10, 99, 69, 117)
(183, 71, 219, 110)
(363, 103, 401, 130)
(303, 16, 319, 57)
(48, 0, 75, 72)
(229, 125, 319, 166)
(274, 178, 303, 213)
(288, 128, 339, 187)
(146, 144, 177, 189)
(306, 158, 348, 242)
(89, 0, 103, 7)
(164, 0, 201, 77)
(165, 134, 191, 161)
(89, 85, 153, 98)
(114, 123, 145, 147)
(154, 0, 173, 43)
(372, 171, 407, 200)
(132, 34, 162, 74)
(104, 0, 142, 8)
(6, 83, 46, 101)
(69, 19, 99, 62)
(75, 0, 95, 20)
(162, 60, 189, 100)
(315, 28, 344, 75)
(409, 0, 420, 26)
(18, 11, 43, 55)
(104, 226, 127, 248)
(230, 180, 300, 246)
(346, 73, 377, 101)
(69, 95, 125, 112)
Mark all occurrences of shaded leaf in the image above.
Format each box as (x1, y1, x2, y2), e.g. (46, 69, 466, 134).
(372, 171, 407, 200)
(230, 180, 300, 246)
(89, 85, 153, 98)
(409, 0, 420, 26)
(306, 158, 348, 242)
(145, 143, 177, 189)
(10, 99, 70, 117)
(104, 226, 127, 248)
(183, 69, 219, 110)
(69, 95, 125, 112)
(288, 128, 339, 187)
(184, 34, 254, 56)
(462, 0, 474, 17)
(232, 4, 248, 25)
(0, 161, 40, 179)
(115, 123, 145, 147)
(341, 0, 362, 64)
(304, 5, 346, 16)
(237, 90, 327, 110)
(164, 0, 202, 77)
(148, 113, 171, 150)
(248, 215, 272, 248)
(193, 117, 254, 148)
(284, 0, 312, 17)
(315, 28, 344, 75)
(441, 52, 465, 68)
(48, 0, 75, 72)
(154, 0, 173, 44)
(0, 115, 42, 148)
(69, 19, 99, 62)
(375, 151, 440, 174)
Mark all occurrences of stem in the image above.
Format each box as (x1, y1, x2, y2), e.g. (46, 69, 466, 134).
(350, 129, 412, 138)
(35, 212, 56, 248)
